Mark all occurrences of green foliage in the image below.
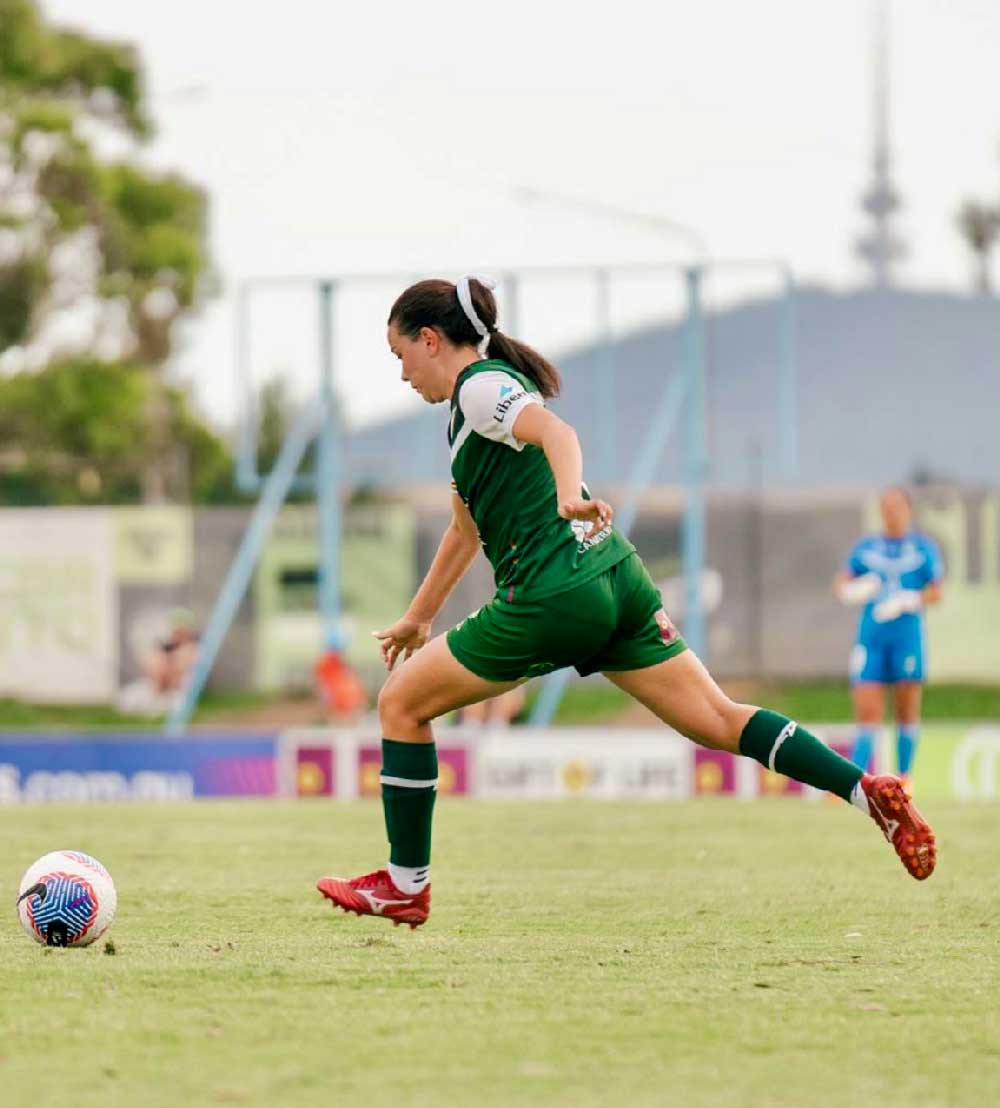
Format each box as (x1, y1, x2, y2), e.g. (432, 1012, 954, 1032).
(34, 138, 101, 230)
(957, 199, 1000, 293)
(0, 0, 149, 134)
(0, 0, 219, 503)
(166, 383, 239, 504)
(98, 163, 207, 305)
(0, 359, 236, 504)
(0, 253, 45, 346)
(10, 97, 74, 152)
(248, 376, 315, 502)
(256, 378, 288, 473)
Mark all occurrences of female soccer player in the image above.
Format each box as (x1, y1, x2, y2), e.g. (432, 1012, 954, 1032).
(834, 488, 944, 784)
(317, 276, 936, 929)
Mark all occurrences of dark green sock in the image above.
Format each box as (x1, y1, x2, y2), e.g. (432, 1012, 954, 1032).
(739, 709, 863, 801)
(381, 739, 437, 867)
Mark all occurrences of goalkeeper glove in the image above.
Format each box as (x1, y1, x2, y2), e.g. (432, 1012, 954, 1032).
(873, 590, 923, 623)
(836, 573, 881, 605)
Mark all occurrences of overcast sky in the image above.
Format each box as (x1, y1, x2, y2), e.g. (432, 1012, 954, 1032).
(40, 0, 1000, 429)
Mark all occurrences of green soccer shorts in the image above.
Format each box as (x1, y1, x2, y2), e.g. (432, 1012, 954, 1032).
(446, 552, 688, 684)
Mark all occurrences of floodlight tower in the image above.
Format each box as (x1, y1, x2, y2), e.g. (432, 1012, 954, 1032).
(856, 0, 906, 285)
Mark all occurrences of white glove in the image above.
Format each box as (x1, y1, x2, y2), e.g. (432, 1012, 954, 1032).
(836, 573, 881, 606)
(873, 590, 923, 623)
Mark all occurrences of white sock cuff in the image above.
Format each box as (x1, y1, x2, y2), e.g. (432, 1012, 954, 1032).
(849, 780, 870, 814)
(388, 861, 430, 895)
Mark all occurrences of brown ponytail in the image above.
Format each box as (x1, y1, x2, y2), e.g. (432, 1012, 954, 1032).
(388, 278, 561, 399)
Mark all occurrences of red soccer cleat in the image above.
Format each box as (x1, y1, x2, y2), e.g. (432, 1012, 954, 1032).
(316, 869, 430, 929)
(860, 773, 936, 880)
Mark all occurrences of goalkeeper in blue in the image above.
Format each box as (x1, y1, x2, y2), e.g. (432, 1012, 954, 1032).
(834, 487, 944, 784)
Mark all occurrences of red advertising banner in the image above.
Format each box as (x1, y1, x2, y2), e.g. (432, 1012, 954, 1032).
(296, 746, 335, 797)
(357, 745, 470, 797)
(694, 748, 736, 795)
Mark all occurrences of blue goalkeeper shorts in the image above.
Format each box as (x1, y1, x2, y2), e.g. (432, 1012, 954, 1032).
(850, 626, 925, 684)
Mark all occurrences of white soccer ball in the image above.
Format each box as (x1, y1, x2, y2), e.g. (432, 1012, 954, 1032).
(16, 851, 117, 947)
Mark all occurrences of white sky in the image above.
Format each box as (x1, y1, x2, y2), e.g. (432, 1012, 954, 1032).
(39, 0, 1000, 430)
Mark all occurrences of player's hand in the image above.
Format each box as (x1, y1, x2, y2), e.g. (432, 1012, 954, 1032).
(558, 496, 614, 538)
(372, 617, 431, 670)
(873, 590, 922, 624)
(836, 573, 880, 606)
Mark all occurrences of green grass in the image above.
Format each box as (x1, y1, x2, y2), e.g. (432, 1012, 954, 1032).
(1, 798, 998, 1107)
(522, 679, 632, 724)
(4, 681, 1000, 729)
(731, 681, 1000, 724)
(0, 690, 299, 730)
(529, 680, 1000, 726)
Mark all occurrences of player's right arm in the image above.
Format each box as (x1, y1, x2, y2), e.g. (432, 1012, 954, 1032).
(373, 493, 480, 669)
(920, 536, 945, 607)
(511, 404, 613, 536)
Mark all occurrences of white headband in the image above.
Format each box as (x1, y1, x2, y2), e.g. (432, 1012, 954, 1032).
(456, 273, 498, 356)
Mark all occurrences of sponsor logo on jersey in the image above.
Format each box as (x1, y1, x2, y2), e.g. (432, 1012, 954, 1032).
(654, 609, 679, 644)
(493, 389, 526, 423)
(570, 519, 612, 552)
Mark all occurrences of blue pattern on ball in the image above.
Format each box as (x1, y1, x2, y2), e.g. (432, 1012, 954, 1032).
(27, 875, 97, 943)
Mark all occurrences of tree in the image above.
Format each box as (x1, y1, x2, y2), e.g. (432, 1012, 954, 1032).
(0, 358, 235, 505)
(256, 376, 294, 476)
(0, 0, 216, 501)
(251, 375, 316, 502)
(956, 200, 1000, 294)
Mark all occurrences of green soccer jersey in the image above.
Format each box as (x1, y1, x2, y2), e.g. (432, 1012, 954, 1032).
(447, 359, 634, 602)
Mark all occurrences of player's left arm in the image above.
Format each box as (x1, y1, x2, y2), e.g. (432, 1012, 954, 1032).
(922, 581, 943, 606)
(511, 405, 612, 535)
(921, 537, 945, 606)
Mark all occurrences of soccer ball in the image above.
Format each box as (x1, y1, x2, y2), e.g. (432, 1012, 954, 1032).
(16, 851, 117, 947)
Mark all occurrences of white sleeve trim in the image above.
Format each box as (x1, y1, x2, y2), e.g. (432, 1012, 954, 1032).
(458, 371, 542, 451)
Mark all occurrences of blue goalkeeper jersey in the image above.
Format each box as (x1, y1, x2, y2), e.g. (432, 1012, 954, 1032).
(846, 531, 943, 642)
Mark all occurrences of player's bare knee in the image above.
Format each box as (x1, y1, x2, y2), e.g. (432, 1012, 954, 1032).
(377, 676, 412, 733)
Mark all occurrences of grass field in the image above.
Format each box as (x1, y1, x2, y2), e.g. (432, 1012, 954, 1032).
(5, 679, 1000, 729)
(2, 798, 998, 1108)
(536, 679, 1000, 726)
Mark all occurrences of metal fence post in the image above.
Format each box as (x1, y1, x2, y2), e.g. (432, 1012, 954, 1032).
(682, 265, 707, 659)
(595, 268, 616, 482)
(317, 280, 342, 645)
(165, 402, 322, 735)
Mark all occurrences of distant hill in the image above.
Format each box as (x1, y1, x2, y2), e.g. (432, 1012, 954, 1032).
(344, 285, 1000, 489)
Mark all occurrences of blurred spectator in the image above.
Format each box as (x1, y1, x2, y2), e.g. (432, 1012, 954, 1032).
(314, 632, 368, 723)
(457, 686, 526, 727)
(117, 608, 200, 715)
